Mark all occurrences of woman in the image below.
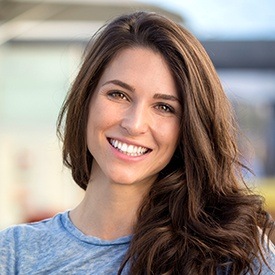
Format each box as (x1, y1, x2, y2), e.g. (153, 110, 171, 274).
(1, 11, 274, 274)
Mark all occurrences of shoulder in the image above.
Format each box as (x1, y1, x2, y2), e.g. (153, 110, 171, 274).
(0, 211, 66, 243)
(246, 236, 275, 275)
(0, 211, 131, 274)
(0, 212, 69, 273)
(0, 211, 68, 256)
(259, 239, 275, 274)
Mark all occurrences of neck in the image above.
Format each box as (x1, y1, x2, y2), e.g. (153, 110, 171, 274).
(70, 178, 150, 240)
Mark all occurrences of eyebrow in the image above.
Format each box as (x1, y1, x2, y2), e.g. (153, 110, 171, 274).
(153, 93, 179, 102)
(102, 79, 135, 92)
(102, 79, 179, 102)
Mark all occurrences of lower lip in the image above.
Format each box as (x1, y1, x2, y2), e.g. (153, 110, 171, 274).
(109, 142, 150, 162)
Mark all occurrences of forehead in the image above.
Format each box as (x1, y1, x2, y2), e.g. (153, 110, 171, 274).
(98, 47, 178, 96)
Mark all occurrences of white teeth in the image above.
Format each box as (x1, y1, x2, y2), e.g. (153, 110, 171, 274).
(109, 139, 149, 156)
(121, 143, 127, 152)
(128, 145, 134, 153)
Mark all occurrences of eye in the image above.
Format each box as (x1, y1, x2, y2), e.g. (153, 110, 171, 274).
(107, 91, 128, 101)
(155, 103, 175, 114)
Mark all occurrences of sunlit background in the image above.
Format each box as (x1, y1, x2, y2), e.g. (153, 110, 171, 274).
(0, 0, 275, 238)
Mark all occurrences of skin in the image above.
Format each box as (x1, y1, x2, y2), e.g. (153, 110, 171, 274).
(70, 47, 181, 240)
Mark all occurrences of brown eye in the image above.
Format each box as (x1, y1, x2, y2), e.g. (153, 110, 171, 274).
(108, 91, 128, 101)
(155, 103, 175, 113)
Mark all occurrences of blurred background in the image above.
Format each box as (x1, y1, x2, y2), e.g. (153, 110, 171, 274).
(0, 0, 274, 238)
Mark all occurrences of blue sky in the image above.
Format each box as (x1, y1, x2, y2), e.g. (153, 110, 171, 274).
(142, 0, 275, 40)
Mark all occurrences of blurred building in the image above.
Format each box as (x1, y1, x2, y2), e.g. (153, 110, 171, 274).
(0, 0, 183, 44)
(202, 40, 275, 177)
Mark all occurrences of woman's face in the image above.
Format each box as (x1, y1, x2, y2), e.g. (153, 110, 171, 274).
(87, 47, 181, 187)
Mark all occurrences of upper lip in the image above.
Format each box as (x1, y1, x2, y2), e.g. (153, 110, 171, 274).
(107, 137, 152, 150)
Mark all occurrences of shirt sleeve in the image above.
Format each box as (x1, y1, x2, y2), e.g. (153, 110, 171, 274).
(0, 227, 17, 275)
(260, 238, 275, 274)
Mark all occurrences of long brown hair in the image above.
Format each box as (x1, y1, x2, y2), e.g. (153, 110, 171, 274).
(57, 11, 274, 274)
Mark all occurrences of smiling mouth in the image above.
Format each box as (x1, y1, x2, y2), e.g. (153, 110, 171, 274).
(108, 138, 151, 157)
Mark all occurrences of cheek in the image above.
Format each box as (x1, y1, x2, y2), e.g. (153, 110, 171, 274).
(156, 120, 180, 147)
(87, 103, 122, 136)
(88, 99, 111, 126)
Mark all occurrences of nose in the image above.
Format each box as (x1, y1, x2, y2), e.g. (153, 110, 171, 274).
(120, 104, 149, 136)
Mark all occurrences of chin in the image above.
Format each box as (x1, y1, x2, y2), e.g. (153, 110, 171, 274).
(110, 177, 139, 186)
(109, 173, 156, 188)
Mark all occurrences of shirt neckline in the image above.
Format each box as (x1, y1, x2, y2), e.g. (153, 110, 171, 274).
(60, 210, 132, 246)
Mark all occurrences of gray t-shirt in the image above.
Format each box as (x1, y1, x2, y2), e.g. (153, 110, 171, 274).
(0, 211, 274, 274)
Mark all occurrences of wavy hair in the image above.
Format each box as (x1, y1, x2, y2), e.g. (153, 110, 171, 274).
(57, 11, 274, 274)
